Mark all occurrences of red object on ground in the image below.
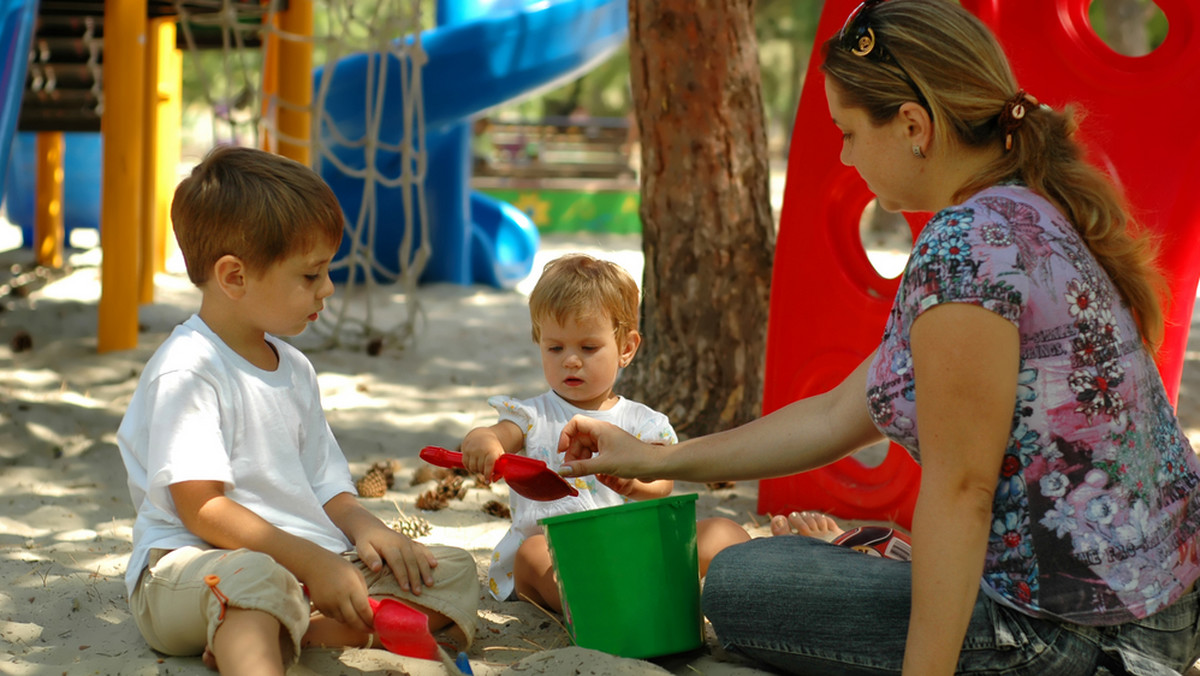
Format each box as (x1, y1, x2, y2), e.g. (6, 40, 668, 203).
(419, 446, 579, 501)
(368, 597, 440, 660)
(759, 0, 1200, 529)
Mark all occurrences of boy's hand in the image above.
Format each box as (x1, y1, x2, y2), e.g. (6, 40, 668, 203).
(300, 549, 375, 635)
(325, 493, 439, 596)
(356, 522, 438, 594)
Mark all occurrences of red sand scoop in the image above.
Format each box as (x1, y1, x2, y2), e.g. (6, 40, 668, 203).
(368, 597, 439, 660)
(419, 446, 579, 501)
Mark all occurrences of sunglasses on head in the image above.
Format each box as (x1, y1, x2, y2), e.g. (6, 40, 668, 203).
(835, 0, 930, 111)
(838, 0, 891, 60)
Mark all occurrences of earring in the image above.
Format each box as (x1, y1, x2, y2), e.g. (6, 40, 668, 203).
(912, 145, 925, 159)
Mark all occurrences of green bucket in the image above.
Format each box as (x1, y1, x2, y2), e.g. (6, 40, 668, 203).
(540, 494, 702, 658)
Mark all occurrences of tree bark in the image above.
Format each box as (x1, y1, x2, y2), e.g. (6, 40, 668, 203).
(1099, 0, 1153, 57)
(622, 0, 776, 438)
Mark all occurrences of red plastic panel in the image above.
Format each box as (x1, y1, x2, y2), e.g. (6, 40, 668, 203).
(759, 0, 1200, 529)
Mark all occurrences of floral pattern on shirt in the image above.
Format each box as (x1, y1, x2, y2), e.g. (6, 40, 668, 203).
(867, 185, 1200, 624)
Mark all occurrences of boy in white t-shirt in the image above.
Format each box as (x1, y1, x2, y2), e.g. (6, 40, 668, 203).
(117, 146, 478, 675)
(459, 254, 750, 611)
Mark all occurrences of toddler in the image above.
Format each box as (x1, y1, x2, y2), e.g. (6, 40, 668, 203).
(460, 253, 749, 611)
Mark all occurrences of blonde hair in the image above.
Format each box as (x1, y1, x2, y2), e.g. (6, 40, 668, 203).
(529, 254, 640, 346)
(171, 145, 345, 286)
(821, 0, 1165, 348)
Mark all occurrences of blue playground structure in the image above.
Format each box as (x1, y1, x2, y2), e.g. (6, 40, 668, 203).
(0, 0, 38, 204)
(317, 0, 629, 287)
(5, 132, 103, 248)
(1, 0, 630, 290)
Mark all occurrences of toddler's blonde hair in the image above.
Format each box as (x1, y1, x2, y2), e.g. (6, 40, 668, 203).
(529, 254, 640, 347)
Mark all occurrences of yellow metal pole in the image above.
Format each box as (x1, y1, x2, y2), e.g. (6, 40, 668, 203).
(139, 17, 181, 304)
(33, 132, 64, 268)
(139, 18, 161, 304)
(99, 0, 146, 353)
(158, 21, 182, 273)
(276, 0, 312, 165)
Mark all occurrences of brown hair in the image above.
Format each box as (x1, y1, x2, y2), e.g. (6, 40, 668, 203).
(170, 145, 345, 286)
(821, 0, 1165, 348)
(529, 254, 640, 347)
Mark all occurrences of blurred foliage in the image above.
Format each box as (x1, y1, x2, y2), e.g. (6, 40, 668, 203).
(178, 1, 826, 149)
(178, 0, 1169, 150)
(495, 0, 824, 148)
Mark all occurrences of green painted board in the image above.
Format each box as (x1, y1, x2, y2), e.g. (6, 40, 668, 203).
(478, 187, 642, 235)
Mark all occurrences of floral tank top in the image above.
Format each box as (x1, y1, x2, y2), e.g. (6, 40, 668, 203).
(867, 184, 1200, 624)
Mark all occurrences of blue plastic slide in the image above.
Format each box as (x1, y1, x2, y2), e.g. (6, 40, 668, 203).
(0, 0, 38, 205)
(317, 0, 629, 287)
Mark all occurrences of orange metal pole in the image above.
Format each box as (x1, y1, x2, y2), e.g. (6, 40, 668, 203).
(260, 6, 280, 152)
(276, 0, 312, 165)
(33, 132, 64, 268)
(99, 0, 146, 353)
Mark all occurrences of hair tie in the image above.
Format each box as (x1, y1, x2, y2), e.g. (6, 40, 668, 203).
(999, 90, 1042, 152)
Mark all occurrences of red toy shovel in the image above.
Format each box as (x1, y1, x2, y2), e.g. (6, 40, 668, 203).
(419, 446, 579, 501)
(368, 597, 439, 660)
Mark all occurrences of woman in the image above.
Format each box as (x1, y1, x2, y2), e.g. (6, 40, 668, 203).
(557, 1, 1200, 674)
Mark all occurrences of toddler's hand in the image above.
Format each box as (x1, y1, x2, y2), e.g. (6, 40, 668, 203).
(460, 431, 506, 478)
(596, 473, 636, 496)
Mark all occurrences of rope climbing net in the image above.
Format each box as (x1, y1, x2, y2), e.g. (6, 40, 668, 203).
(175, 0, 430, 352)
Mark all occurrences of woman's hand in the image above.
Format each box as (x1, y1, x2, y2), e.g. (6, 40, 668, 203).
(557, 416, 660, 479)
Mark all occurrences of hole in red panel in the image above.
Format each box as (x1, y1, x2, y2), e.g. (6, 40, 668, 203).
(858, 198, 911, 280)
(1088, 0, 1168, 57)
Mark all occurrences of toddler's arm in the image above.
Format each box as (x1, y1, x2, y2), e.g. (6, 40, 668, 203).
(460, 420, 524, 478)
(170, 480, 375, 634)
(324, 492, 438, 594)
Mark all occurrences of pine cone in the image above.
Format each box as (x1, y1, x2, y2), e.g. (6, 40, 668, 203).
(368, 461, 396, 489)
(415, 474, 467, 511)
(356, 469, 388, 498)
(440, 475, 467, 500)
(416, 490, 448, 511)
(482, 500, 511, 519)
(391, 513, 433, 539)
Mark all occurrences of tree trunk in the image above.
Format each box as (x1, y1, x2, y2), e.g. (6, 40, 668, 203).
(1099, 0, 1153, 56)
(622, 0, 775, 438)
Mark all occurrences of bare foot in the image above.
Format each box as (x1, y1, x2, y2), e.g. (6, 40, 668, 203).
(202, 645, 217, 671)
(770, 511, 844, 542)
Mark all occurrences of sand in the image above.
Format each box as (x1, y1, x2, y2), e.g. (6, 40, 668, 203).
(0, 221, 1197, 675)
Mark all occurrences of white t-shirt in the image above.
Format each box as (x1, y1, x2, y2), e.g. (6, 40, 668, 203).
(484, 391, 676, 600)
(117, 315, 355, 596)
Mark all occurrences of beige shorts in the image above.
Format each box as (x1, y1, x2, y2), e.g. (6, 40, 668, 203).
(129, 545, 479, 659)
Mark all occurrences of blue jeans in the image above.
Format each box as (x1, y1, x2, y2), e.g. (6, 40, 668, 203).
(703, 536, 1200, 675)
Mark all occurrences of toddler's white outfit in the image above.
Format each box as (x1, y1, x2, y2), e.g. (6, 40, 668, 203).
(484, 391, 676, 601)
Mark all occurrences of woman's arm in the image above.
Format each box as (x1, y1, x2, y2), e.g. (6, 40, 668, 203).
(902, 303, 1017, 676)
(560, 352, 885, 484)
